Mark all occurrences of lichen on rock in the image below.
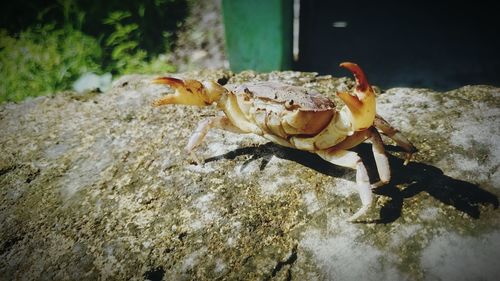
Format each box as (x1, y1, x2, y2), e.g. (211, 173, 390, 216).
(0, 71, 499, 280)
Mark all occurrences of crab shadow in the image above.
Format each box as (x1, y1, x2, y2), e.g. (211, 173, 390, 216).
(205, 142, 499, 224)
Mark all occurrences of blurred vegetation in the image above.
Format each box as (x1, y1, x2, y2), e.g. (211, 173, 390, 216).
(0, 0, 188, 103)
(0, 25, 102, 102)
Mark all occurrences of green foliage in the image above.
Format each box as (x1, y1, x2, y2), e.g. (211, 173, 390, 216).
(103, 10, 176, 74)
(0, 0, 187, 103)
(103, 11, 143, 73)
(0, 25, 102, 103)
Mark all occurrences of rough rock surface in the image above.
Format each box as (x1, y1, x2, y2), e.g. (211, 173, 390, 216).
(0, 70, 499, 280)
(169, 0, 227, 71)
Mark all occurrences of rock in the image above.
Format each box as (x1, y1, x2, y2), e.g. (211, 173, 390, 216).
(0, 70, 499, 280)
(72, 72, 112, 94)
(169, 0, 228, 71)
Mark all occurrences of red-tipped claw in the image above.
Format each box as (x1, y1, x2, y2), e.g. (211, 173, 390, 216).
(152, 77, 226, 107)
(340, 62, 370, 92)
(337, 62, 376, 131)
(152, 77, 186, 88)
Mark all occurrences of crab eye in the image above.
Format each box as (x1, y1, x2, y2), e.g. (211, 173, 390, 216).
(285, 99, 295, 109)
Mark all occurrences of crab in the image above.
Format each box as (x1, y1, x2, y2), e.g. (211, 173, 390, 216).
(152, 62, 417, 221)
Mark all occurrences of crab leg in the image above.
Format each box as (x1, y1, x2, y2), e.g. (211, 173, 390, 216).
(328, 128, 391, 187)
(368, 127, 391, 187)
(186, 116, 245, 164)
(374, 114, 417, 165)
(316, 149, 372, 221)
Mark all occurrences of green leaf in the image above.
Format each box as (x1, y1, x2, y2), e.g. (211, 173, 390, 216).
(103, 11, 131, 25)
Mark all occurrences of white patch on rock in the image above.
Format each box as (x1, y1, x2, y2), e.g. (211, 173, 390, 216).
(303, 191, 321, 214)
(441, 153, 490, 183)
(181, 247, 207, 272)
(377, 88, 434, 132)
(226, 221, 242, 247)
(329, 178, 356, 197)
(226, 237, 235, 247)
(301, 225, 408, 281)
(419, 206, 440, 220)
(72, 72, 112, 94)
(185, 162, 217, 174)
(45, 143, 70, 159)
(257, 157, 299, 196)
(214, 258, 226, 273)
(234, 158, 261, 176)
(142, 240, 152, 249)
(425, 100, 500, 187)
(115, 89, 147, 108)
(390, 224, 423, 247)
(60, 137, 114, 199)
(421, 231, 500, 281)
(259, 176, 284, 195)
(206, 131, 264, 157)
(447, 102, 500, 185)
(133, 209, 154, 229)
(492, 169, 500, 189)
(449, 103, 499, 151)
(204, 131, 235, 157)
(189, 193, 220, 230)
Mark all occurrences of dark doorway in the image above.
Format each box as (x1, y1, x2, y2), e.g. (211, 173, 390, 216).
(297, 1, 500, 90)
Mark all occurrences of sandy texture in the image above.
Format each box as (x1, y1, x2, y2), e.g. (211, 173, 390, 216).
(1, 70, 499, 280)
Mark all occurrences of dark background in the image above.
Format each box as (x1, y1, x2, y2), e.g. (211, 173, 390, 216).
(297, 1, 500, 90)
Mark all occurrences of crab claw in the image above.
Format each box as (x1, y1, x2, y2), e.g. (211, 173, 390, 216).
(337, 62, 376, 131)
(152, 77, 226, 107)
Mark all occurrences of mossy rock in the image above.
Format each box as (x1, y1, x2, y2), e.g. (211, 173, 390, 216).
(0, 71, 499, 280)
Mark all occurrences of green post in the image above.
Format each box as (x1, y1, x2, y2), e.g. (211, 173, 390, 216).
(222, 0, 293, 72)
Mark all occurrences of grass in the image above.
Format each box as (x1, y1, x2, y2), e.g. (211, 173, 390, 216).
(0, 0, 187, 103)
(0, 25, 102, 102)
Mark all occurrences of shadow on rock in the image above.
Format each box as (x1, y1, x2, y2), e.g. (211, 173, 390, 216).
(205, 142, 499, 224)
